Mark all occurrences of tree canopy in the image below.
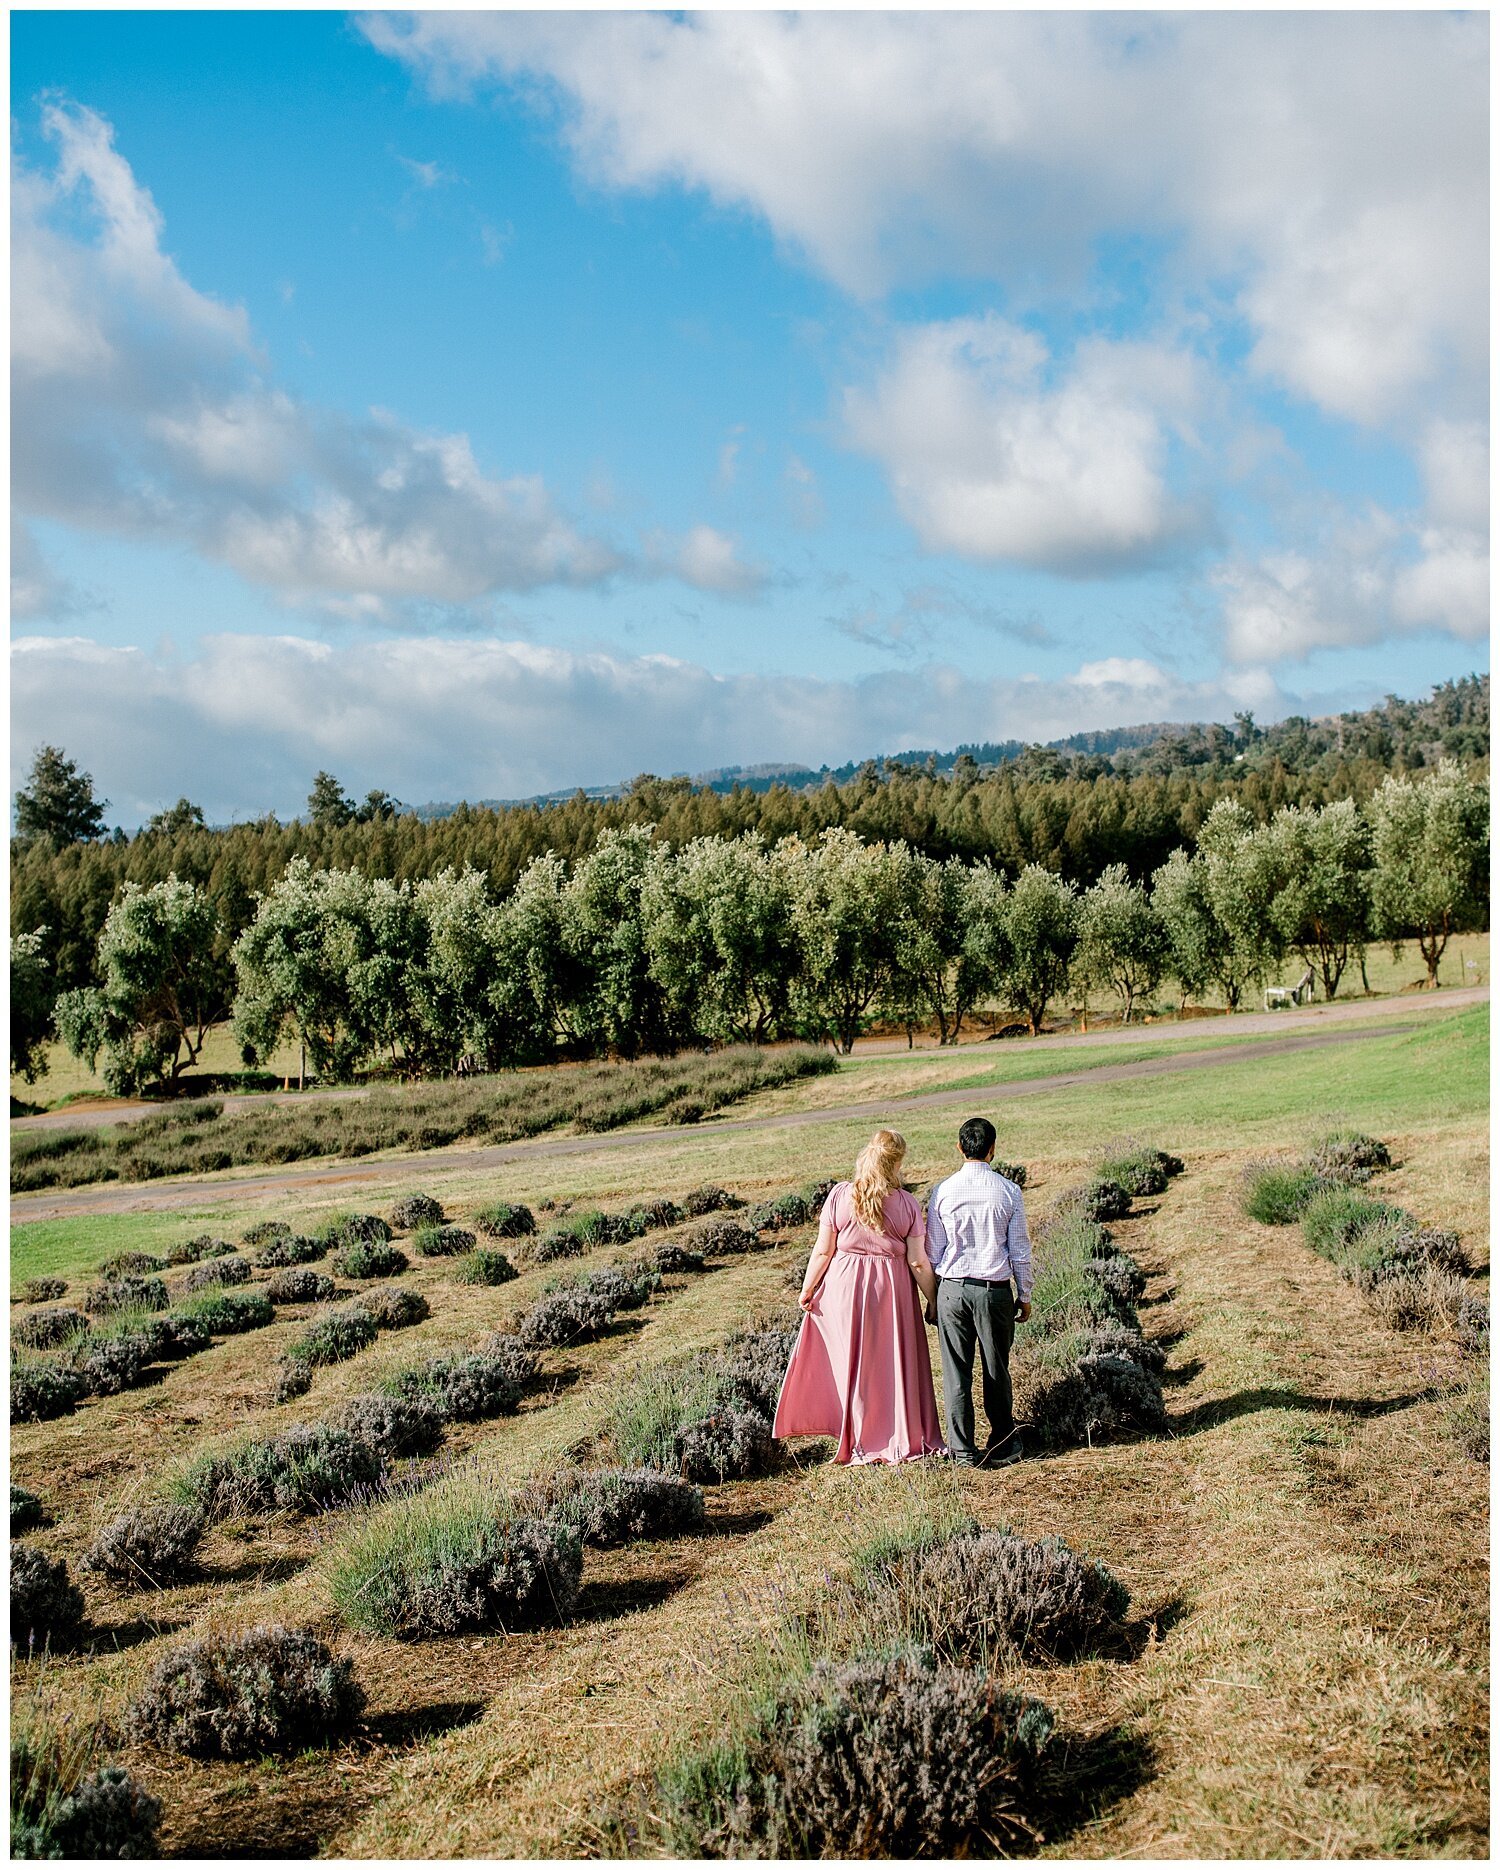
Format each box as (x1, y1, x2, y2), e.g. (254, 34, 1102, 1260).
(14, 745, 108, 845)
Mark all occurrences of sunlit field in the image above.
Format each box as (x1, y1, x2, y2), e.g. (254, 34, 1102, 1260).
(10, 1001, 1487, 1857)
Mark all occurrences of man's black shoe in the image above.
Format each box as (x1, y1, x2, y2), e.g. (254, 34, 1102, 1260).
(980, 1444, 1025, 1469)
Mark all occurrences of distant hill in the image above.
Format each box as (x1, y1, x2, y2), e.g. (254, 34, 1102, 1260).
(410, 678, 1487, 819)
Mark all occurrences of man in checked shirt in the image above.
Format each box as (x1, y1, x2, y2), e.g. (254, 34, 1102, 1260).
(926, 1116, 1033, 1468)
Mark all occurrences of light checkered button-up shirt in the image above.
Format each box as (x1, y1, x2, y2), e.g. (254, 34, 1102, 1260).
(926, 1159, 1033, 1300)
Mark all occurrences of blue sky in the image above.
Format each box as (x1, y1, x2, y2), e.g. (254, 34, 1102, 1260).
(11, 10, 1489, 824)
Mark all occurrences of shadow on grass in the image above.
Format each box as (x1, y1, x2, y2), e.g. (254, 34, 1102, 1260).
(85, 1615, 189, 1653)
(701, 1508, 775, 1538)
(1110, 1594, 1191, 1662)
(361, 1699, 487, 1748)
(576, 1569, 698, 1624)
(1170, 1386, 1425, 1437)
(163, 1781, 356, 1861)
(1034, 1720, 1157, 1847)
(533, 1363, 591, 1401)
(204, 1553, 312, 1588)
(1161, 1356, 1205, 1388)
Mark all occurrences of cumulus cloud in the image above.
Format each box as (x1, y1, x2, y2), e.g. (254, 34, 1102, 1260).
(1218, 515, 1488, 667)
(13, 630, 1291, 827)
(1415, 419, 1489, 534)
(844, 317, 1203, 574)
(646, 523, 766, 596)
(1217, 410, 1489, 663)
(11, 100, 738, 620)
(363, 9, 1486, 428)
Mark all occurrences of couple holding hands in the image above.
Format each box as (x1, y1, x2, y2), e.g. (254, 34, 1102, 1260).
(773, 1118, 1032, 1468)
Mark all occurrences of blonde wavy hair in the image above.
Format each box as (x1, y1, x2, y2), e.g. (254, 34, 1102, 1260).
(851, 1128, 908, 1230)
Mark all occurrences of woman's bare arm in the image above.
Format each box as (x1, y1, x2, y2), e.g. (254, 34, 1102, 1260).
(798, 1210, 838, 1312)
(906, 1234, 937, 1306)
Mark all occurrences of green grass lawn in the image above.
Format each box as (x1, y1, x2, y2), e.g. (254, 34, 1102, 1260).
(743, 1006, 1443, 1116)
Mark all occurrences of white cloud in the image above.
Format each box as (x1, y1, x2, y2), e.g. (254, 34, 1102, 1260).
(1215, 406, 1489, 664)
(12, 630, 1292, 826)
(1217, 513, 1489, 665)
(1391, 533, 1489, 640)
(11, 100, 738, 620)
(844, 317, 1203, 574)
(477, 220, 511, 267)
(650, 524, 766, 596)
(363, 10, 1486, 428)
(1416, 419, 1489, 534)
(717, 427, 744, 488)
(398, 155, 454, 189)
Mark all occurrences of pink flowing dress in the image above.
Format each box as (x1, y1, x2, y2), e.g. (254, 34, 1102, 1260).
(773, 1182, 948, 1465)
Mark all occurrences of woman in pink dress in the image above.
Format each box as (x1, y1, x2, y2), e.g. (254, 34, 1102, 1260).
(773, 1129, 947, 1465)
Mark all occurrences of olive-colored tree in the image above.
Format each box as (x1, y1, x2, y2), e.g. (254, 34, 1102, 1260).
(1193, 799, 1284, 1008)
(886, 854, 972, 1045)
(642, 833, 798, 1045)
(55, 878, 224, 1091)
(10, 930, 54, 1083)
(1367, 761, 1489, 987)
(1265, 801, 1372, 1000)
(562, 825, 680, 1056)
(1073, 863, 1167, 1023)
(1150, 848, 1217, 1009)
(1000, 865, 1078, 1035)
(232, 860, 414, 1080)
(787, 828, 906, 1053)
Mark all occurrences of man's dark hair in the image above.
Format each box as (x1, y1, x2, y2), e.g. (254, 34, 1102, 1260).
(958, 1117, 996, 1160)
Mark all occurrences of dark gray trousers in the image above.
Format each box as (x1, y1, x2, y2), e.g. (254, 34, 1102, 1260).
(936, 1277, 1016, 1463)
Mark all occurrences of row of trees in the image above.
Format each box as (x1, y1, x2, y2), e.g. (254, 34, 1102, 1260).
(11, 679, 1488, 1003)
(16, 764, 1486, 1093)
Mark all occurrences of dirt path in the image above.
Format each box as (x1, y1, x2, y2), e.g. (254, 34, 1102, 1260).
(12, 1021, 1416, 1225)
